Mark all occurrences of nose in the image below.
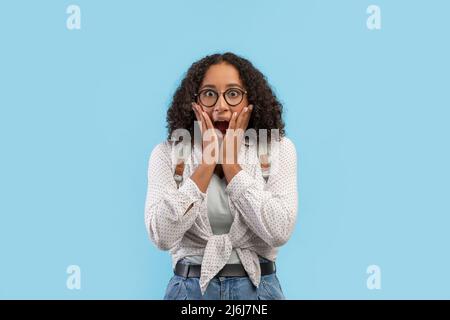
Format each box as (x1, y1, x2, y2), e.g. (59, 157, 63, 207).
(213, 93, 229, 113)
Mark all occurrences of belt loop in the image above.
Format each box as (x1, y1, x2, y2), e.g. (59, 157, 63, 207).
(184, 264, 190, 278)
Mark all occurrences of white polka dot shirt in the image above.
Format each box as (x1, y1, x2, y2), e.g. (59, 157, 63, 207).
(144, 136, 298, 295)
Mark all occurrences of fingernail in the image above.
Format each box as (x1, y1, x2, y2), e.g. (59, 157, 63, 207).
(234, 112, 237, 117)
(244, 107, 248, 112)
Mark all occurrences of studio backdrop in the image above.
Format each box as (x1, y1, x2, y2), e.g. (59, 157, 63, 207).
(0, 0, 449, 299)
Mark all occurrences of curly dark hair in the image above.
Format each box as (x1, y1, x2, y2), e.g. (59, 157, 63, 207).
(166, 52, 285, 143)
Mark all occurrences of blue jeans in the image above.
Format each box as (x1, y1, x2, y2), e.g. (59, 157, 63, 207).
(163, 257, 286, 300)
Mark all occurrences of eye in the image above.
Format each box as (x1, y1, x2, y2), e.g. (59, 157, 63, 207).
(202, 89, 217, 97)
(226, 89, 240, 98)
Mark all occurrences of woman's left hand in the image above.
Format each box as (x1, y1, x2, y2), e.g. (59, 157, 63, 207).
(220, 104, 253, 165)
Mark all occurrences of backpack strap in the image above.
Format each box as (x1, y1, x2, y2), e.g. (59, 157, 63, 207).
(174, 159, 185, 187)
(259, 153, 271, 182)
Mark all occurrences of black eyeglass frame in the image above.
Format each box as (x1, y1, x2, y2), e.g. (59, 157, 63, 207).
(194, 87, 248, 108)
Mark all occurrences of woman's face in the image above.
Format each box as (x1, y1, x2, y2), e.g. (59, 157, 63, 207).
(197, 62, 249, 134)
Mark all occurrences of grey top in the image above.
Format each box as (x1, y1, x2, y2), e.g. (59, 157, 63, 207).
(183, 173, 241, 264)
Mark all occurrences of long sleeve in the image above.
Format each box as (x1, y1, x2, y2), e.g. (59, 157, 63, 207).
(144, 142, 206, 251)
(225, 137, 298, 247)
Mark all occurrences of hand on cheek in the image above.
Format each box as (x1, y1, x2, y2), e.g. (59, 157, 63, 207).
(221, 104, 253, 166)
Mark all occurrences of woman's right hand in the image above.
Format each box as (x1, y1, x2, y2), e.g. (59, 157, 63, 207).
(192, 102, 219, 165)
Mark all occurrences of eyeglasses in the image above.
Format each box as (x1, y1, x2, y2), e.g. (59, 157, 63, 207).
(194, 87, 247, 108)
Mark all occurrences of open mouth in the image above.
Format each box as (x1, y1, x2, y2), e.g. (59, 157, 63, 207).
(214, 120, 229, 135)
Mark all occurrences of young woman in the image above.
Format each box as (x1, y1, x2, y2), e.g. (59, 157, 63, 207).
(144, 52, 298, 300)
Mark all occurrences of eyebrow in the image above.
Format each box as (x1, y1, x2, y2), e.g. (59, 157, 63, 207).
(199, 83, 244, 90)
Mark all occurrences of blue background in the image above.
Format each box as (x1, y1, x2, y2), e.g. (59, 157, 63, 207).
(1, 0, 449, 299)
